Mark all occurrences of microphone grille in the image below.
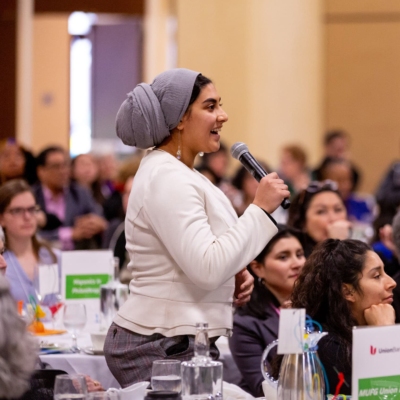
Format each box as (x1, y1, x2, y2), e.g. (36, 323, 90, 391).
(230, 142, 249, 160)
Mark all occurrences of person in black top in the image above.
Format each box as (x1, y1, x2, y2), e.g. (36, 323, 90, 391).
(229, 226, 305, 397)
(288, 239, 396, 396)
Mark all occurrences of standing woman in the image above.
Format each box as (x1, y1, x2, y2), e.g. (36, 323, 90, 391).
(105, 68, 290, 386)
(0, 179, 60, 305)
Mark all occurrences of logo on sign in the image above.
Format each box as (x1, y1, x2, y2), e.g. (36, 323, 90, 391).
(370, 345, 377, 355)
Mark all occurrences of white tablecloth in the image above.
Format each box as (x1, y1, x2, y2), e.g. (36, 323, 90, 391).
(37, 330, 119, 389)
(36, 331, 238, 389)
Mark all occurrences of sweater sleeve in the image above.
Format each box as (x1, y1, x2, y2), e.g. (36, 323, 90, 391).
(229, 316, 270, 397)
(144, 163, 278, 291)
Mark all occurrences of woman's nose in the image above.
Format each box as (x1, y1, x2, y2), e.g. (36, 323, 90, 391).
(386, 274, 397, 290)
(218, 108, 228, 123)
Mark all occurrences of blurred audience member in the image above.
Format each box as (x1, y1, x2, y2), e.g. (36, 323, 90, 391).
(103, 155, 141, 222)
(231, 166, 260, 216)
(104, 176, 134, 283)
(33, 146, 107, 250)
(313, 129, 361, 191)
(0, 227, 6, 276)
(288, 180, 350, 257)
(0, 274, 37, 399)
(375, 160, 400, 221)
(229, 226, 305, 397)
(71, 153, 104, 212)
(0, 180, 60, 305)
(196, 165, 218, 185)
(320, 158, 375, 223)
(0, 139, 37, 185)
(96, 153, 119, 199)
(371, 213, 400, 277)
(279, 144, 310, 197)
(197, 142, 230, 185)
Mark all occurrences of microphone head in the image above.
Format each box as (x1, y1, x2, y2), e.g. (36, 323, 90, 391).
(231, 142, 249, 160)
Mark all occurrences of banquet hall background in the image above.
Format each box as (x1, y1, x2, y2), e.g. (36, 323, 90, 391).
(1, 0, 399, 196)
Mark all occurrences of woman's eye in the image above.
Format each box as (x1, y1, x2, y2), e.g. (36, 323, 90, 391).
(315, 209, 326, 215)
(278, 255, 288, 261)
(208, 104, 215, 110)
(374, 274, 381, 280)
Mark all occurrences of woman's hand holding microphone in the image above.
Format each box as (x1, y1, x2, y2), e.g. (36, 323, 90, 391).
(252, 172, 290, 215)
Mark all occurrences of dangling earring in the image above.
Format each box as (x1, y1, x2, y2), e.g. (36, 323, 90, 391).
(176, 131, 182, 160)
(198, 152, 204, 157)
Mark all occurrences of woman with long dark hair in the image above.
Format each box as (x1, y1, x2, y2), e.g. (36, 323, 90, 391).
(290, 239, 396, 395)
(229, 226, 305, 397)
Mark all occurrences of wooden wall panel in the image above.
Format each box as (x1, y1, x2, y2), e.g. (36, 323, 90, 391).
(326, 20, 400, 194)
(327, 0, 400, 15)
(0, 0, 16, 139)
(34, 0, 144, 15)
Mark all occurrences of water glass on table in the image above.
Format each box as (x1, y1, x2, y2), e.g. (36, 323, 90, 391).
(87, 389, 120, 400)
(151, 360, 182, 392)
(54, 374, 88, 399)
(63, 303, 87, 352)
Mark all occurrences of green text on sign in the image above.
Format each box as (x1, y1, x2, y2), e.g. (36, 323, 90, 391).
(65, 274, 110, 299)
(359, 375, 400, 399)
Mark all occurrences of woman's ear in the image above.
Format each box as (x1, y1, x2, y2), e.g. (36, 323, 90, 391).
(249, 260, 263, 279)
(342, 283, 356, 302)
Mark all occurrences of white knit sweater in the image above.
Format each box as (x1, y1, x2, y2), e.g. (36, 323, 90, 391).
(114, 150, 278, 337)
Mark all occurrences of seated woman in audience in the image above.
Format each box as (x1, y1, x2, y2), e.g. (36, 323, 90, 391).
(320, 158, 375, 224)
(0, 179, 60, 306)
(229, 226, 305, 397)
(71, 153, 104, 213)
(0, 139, 37, 185)
(288, 180, 351, 257)
(278, 144, 310, 198)
(289, 239, 396, 396)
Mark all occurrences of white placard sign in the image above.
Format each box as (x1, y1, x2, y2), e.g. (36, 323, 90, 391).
(277, 308, 305, 354)
(61, 250, 114, 330)
(38, 263, 59, 296)
(352, 325, 400, 400)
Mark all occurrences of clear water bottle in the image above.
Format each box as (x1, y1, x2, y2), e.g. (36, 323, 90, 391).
(181, 322, 223, 400)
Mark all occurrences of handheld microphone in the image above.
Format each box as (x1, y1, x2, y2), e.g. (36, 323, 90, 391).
(230, 142, 290, 210)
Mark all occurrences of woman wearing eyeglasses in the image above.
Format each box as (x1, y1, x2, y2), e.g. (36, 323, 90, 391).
(288, 180, 351, 257)
(0, 179, 60, 305)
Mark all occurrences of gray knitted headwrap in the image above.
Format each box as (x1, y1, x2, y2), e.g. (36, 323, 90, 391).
(116, 68, 200, 149)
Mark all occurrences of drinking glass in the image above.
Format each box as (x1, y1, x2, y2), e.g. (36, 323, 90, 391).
(87, 389, 120, 400)
(151, 360, 182, 392)
(54, 374, 88, 400)
(63, 304, 87, 352)
(49, 293, 64, 329)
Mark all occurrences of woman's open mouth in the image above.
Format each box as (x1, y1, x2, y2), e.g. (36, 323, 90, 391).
(210, 128, 221, 135)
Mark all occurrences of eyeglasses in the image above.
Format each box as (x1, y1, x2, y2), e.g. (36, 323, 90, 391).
(298, 180, 339, 207)
(5, 205, 41, 217)
(306, 180, 338, 193)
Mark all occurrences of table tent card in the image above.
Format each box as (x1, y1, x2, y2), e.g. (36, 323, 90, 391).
(352, 325, 400, 400)
(61, 250, 114, 330)
(277, 308, 306, 354)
